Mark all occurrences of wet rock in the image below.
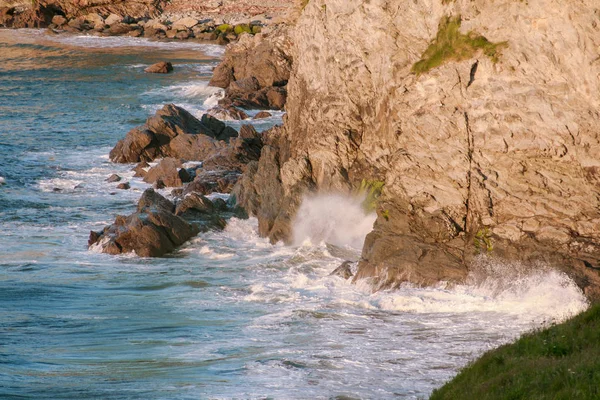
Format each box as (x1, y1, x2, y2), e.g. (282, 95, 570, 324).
(110, 104, 235, 163)
(106, 174, 122, 183)
(253, 111, 272, 119)
(116, 182, 130, 190)
(330, 261, 354, 279)
(175, 192, 214, 216)
(89, 189, 199, 257)
(143, 157, 191, 188)
(133, 161, 150, 177)
(184, 169, 241, 196)
(207, 105, 249, 121)
(238, 124, 260, 140)
(145, 61, 173, 74)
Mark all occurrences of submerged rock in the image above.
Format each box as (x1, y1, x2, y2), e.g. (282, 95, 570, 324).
(145, 61, 173, 74)
(329, 261, 354, 280)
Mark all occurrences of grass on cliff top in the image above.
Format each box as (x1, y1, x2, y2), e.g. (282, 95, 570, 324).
(430, 303, 600, 400)
(412, 15, 507, 75)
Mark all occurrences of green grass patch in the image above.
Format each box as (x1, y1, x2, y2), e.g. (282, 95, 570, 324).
(356, 179, 385, 214)
(412, 15, 507, 75)
(430, 303, 600, 400)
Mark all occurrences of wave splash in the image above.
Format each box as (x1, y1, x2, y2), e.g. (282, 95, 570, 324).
(291, 194, 376, 249)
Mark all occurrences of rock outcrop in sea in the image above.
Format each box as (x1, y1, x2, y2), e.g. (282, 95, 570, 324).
(231, 0, 600, 299)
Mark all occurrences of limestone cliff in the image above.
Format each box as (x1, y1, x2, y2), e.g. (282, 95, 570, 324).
(234, 0, 600, 298)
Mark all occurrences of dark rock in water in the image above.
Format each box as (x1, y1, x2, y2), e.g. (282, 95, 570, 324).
(106, 174, 122, 183)
(330, 261, 354, 279)
(253, 111, 272, 119)
(154, 179, 166, 189)
(222, 85, 287, 110)
(116, 182, 130, 190)
(110, 104, 235, 163)
(202, 135, 263, 172)
(144, 61, 173, 74)
(143, 157, 191, 188)
(88, 189, 199, 257)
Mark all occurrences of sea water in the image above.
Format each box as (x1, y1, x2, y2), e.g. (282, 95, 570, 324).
(0, 29, 588, 399)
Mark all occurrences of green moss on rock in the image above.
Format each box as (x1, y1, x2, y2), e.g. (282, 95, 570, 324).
(234, 24, 252, 35)
(216, 24, 232, 33)
(356, 179, 385, 213)
(412, 15, 507, 75)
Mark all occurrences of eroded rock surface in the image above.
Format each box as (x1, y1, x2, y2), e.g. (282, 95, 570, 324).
(233, 0, 600, 298)
(88, 189, 199, 257)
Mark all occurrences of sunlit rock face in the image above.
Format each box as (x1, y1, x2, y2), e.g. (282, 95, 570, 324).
(234, 0, 600, 298)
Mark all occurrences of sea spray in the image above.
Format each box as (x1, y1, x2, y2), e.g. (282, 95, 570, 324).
(292, 194, 377, 249)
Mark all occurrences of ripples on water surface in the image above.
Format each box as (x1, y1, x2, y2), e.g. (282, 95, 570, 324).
(0, 29, 589, 399)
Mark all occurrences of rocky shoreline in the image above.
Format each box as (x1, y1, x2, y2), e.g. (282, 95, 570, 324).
(29, 0, 599, 302)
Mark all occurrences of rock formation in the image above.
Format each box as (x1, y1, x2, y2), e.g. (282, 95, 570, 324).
(209, 26, 293, 110)
(89, 189, 200, 257)
(232, 0, 600, 299)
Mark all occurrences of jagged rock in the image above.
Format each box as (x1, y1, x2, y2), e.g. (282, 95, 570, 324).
(104, 14, 122, 26)
(330, 261, 354, 280)
(184, 169, 241, 196)
(253, 111, 272, 119)
(143, 157, 192, 187)
(145, 61, 173, 74)
(109, 104, 236, 163)
(175, 192, 214, 216)
(207, 105, 249, 121)
(106, 174, 121, 183)
(238, 124, 259, 140)
(133, 161, 150, 177)
(88, 189, 199, 257)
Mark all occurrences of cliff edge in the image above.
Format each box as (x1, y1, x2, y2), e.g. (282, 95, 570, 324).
(234, 0, 600, 298)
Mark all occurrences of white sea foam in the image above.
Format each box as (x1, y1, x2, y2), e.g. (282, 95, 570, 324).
(292, 194, 376, 249)
(44, 33, 226, 56)
(0, 176, 5, 185)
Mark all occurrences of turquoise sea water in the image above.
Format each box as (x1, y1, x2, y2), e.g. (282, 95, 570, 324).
(0, 29, 589, 399)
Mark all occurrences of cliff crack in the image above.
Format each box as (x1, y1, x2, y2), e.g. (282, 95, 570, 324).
(467, 60, 479, 88)
(464, 111, 474, 232)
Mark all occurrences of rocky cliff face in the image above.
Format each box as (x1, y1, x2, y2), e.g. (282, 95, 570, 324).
(235, 0, 600, 298)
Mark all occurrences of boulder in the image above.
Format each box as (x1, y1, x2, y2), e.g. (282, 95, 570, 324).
(84, 13, 103, 27)
(207, 105, 249, 121)
(88, 189, 199, 257)
(108, 22, 132, 35)
(253, 111, 272, 119)
(330, 261, 354, 279)
(116, 182, 130, 190)
(145, 61, 173, 74)
(106, 174, 122, 183)
(183, 169, 241, 196)
(238, 124, 260, 140)
(173, 16, 198, 29)
(104, 14, 122, 26)
(110, 104, 235, 163)
(143, 157, 192, 187)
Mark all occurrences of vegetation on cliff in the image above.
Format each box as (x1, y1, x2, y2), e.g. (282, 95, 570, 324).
(412, 15, 507, 75)
(431, 303, 600, 399)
